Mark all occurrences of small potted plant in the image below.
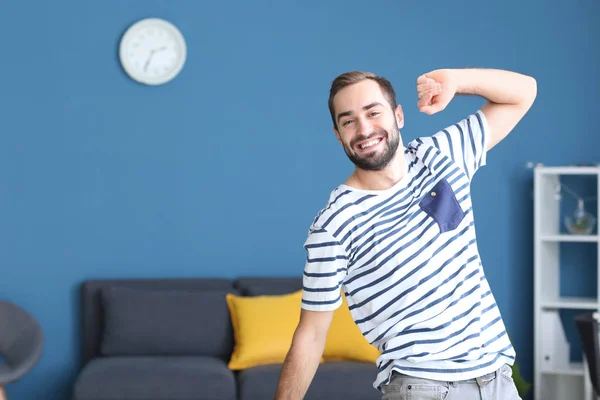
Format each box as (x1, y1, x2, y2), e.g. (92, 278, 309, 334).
(565, 199, 596, 235)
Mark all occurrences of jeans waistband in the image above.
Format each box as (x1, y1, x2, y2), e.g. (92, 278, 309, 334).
(451, 369, 498, 387)
(391, 367, 500, 388)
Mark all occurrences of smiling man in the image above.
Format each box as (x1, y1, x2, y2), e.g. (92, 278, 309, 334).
(275, 68, 537, 400)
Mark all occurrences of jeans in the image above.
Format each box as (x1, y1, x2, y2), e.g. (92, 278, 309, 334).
(380, 364, 522, 400)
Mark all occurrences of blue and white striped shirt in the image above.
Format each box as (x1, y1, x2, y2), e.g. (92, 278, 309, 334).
(301, 110, 515, 390)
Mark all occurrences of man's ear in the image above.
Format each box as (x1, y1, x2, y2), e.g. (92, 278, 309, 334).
(395, 105, 404, 129)
(333, 126, 343, 145)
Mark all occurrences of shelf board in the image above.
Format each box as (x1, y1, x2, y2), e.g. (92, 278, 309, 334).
(541, 296, 599, 310)
(535, 166, 600, 175)
(540, 234, 598, 242)
(540, 362, 585, 376)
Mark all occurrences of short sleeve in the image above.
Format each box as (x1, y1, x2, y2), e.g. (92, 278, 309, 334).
(301, 227, 348, 312)
(429, 110, 490, 181)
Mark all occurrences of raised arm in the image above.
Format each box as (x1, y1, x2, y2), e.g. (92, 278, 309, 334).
(274, 309, 334, 400)
(417, 68, 537, 150)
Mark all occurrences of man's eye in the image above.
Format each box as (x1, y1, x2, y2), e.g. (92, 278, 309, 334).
(369, 112, 380, 117)
(343, 120, 354, 126)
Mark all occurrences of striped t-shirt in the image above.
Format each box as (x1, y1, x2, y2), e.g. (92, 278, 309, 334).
(301, 110, 515, 390)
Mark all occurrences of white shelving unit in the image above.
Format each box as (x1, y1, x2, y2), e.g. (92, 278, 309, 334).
(534, 165, 599, 400)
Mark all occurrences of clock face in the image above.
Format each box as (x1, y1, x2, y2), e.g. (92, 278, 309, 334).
(119, 18, 187, 85)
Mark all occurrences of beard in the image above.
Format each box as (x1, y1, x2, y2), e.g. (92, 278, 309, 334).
(342, 123, 400, 171)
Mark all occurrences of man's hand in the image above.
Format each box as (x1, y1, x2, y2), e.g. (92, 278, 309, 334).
(416, 69, 457, 115)
(416, 68, 537, 150)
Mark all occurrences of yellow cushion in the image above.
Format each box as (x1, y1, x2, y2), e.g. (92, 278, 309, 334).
(226, 289, 380, 370)
(323, 292, 381, 363)
(226, 290, 310, 370)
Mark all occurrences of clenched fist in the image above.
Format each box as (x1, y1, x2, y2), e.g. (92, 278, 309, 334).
(416, 69, 458, 115)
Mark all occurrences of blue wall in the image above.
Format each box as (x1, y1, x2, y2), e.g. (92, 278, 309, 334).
(1, 1, 598, 399)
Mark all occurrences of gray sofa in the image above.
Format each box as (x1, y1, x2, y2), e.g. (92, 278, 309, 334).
(72, 277, 381, 400)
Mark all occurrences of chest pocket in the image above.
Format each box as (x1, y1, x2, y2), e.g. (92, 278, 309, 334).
(418, 178, 465, 233)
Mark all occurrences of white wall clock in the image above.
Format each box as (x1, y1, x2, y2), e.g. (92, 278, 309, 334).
(119, 18, 187, 85)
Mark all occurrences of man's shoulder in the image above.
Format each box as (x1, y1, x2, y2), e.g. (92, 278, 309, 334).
(404, 134, 443, 160)
(308, 185, 365, 235)
(403, 110, 489, 182)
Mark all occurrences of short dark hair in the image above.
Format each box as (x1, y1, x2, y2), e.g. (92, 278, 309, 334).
(328, 71, 397, 129)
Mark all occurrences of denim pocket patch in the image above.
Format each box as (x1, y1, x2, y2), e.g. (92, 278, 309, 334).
(407, 384, 448, 400)
(419, 178, 466, 233)
(500, 363, 514, 383)
(382, 373, 449, 400)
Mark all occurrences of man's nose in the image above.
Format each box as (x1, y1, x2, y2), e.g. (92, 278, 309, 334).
(357, 118, 373, 136)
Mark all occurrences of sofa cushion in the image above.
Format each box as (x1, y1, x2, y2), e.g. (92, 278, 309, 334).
(226, 290, 326, 370)
(234, 278, 380, 364)
(100, 285, 235, 358)
(323, 292, 380, 363)
(81, 279, 235, 365)
(234, 277, 302, 296)
(73, 356, 236, 400)
(238, 361, 381, 400)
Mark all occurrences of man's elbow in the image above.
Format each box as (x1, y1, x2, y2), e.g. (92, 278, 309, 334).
(293, 323, 327, 349)
(522, 75, 538, 108)
(294, 308, 334, 345)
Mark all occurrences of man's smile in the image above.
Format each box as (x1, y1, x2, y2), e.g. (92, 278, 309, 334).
(355, 136, 385, 153)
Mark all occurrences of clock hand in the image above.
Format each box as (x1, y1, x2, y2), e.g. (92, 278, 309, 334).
(144, 54, 153, 72)
(144, 49, 158, 72)
(144, 47, 167, 72)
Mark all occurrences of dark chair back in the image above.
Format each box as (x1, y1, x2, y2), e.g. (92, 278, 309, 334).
(0, 300, 44, 386)
(575, 312, 600, 395)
